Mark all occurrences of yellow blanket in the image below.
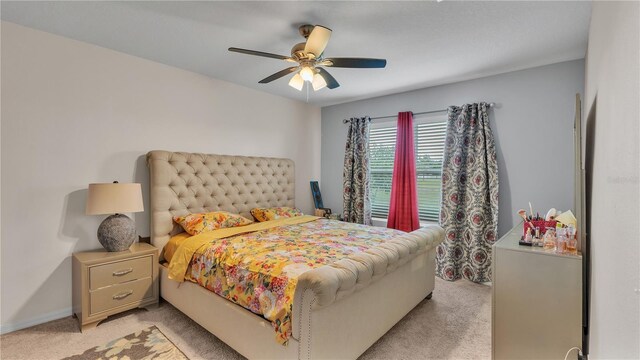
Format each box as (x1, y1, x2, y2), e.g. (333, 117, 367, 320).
(168, 215, 319, 282)
(167, 215, 404, 345)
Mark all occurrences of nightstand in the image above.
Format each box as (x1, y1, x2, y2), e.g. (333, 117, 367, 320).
(72, 242, 159, 332)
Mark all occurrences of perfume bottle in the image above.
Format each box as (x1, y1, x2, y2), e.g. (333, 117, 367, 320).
(524, 228, 533, 243)
(543, 228, 556, 251)
(534, 226, 542, 247)
(566, 225, 578, 255)
(556, 227, 567, 254)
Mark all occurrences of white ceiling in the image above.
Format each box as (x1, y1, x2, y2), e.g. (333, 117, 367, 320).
(1, 1, 591, 107)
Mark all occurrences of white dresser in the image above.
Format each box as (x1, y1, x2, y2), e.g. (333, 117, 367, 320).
(492, 223, 582, 359)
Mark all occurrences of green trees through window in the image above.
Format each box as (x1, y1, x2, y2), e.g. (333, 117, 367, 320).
(369, 117, 447, 222)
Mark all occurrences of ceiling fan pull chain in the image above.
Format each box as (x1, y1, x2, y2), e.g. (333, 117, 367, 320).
(306, 82, 309, 102)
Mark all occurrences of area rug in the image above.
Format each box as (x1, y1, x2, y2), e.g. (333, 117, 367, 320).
(61, 325, 188, 360)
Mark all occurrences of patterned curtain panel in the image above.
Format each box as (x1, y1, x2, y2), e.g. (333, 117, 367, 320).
(437, 103, 499, 283)
(342, 117, 372, 225)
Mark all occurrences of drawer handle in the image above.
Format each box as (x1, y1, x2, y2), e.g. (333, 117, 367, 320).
(113, 268, 134, 277)
(112, 290, 134, 300)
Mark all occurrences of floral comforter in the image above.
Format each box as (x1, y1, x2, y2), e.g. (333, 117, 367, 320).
(180, 217, 404, 345)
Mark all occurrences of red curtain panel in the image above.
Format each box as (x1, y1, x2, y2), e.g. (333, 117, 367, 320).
(387, 112, 420, 232)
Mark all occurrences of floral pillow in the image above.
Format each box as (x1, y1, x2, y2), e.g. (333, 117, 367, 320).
(173, 211, 253, 236)
(250, 207, 303, 222)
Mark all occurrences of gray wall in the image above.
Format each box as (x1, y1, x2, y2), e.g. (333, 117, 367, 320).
(321, 60, 585, 237)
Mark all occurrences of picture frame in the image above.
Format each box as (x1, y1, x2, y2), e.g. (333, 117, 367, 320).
(310, 181, 324, 209)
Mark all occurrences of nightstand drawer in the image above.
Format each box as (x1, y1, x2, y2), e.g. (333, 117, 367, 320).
(90, 277, 153, 315)
(89, 256, 151, 290)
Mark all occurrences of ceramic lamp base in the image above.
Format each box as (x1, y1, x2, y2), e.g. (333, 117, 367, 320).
(97, 214, 136, 252)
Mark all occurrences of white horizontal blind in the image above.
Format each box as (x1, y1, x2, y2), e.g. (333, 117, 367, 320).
(415, 120, 447, 221)
(369, 125, 397, 219)
(368, 115, 447, 222)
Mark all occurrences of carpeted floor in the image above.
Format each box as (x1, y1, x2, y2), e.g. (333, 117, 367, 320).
(0, 278, 491, 360)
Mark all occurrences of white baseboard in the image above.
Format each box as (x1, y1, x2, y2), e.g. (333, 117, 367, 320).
(0, 307, 73, 335)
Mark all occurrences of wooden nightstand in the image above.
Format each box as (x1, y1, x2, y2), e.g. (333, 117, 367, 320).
(72, 242, 159, 332)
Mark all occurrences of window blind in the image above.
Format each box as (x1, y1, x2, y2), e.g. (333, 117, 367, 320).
(368, 117, 447, 222)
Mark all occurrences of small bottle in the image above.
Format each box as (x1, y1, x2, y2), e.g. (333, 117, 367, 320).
(543, 228, 556, 251)
(566, 225, 578, 255)
(556, 228, 567, 254)
(534, 227, 543, 246)
(524, 228, 533, 243)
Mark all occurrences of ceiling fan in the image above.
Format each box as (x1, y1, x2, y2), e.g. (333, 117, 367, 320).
(228, 24, 387, 91)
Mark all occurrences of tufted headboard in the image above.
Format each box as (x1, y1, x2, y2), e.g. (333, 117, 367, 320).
(146, 150, 295, 253)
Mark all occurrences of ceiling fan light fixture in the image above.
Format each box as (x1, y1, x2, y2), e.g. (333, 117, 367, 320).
(288, 73, 304, 91)
(312, 73, 327, 91)
(300, 66, 314, 82)
(229, 24, 385, 91)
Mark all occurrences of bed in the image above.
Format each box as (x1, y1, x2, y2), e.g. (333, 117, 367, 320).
(146, 150, 444, 360)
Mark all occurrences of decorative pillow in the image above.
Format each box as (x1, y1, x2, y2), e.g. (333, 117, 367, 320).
(173, 211, 253, 236)
(250, 207, 303, 222)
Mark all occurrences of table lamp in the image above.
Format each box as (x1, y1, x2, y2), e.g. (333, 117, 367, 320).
(86, 181, 144, 252)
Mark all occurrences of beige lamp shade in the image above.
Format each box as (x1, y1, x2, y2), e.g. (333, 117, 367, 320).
(86, 183, 144, 215)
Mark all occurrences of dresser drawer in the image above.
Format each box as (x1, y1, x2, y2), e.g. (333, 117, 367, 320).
(90, 278, 153, 315)
(89, 256, 151, 290)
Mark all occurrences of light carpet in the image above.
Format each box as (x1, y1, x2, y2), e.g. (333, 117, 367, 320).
(0, 278, 491, 360)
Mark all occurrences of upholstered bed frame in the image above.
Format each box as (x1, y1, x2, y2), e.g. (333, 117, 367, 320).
(147, 150, 444, 360)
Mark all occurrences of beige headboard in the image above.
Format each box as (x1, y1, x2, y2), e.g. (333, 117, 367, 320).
(146, 150, 295, 252)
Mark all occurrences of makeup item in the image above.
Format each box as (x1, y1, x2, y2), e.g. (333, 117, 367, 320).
(529, 202, 534, 219)
(524, 228, 533, 243)
(543, 228, 556, 251)
(518, 209, 535, 229)
(566, 225, 578, 255)
(534, 227, 542, 246)
(518, 209, 527, 220)
(556, 228, 567, 254)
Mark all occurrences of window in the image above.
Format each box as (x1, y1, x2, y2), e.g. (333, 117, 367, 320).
(369, 114, 447, 222)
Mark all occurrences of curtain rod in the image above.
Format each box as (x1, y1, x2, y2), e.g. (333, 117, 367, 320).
(342, 102, 496, 123)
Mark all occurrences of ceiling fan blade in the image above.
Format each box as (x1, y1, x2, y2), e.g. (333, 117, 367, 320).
(317, 68, 340, 89)
(228, 47, 290, 61)
(323, 58, 387, 68)
(304, 25, 332, 57)
(258, 67, 298, 84)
